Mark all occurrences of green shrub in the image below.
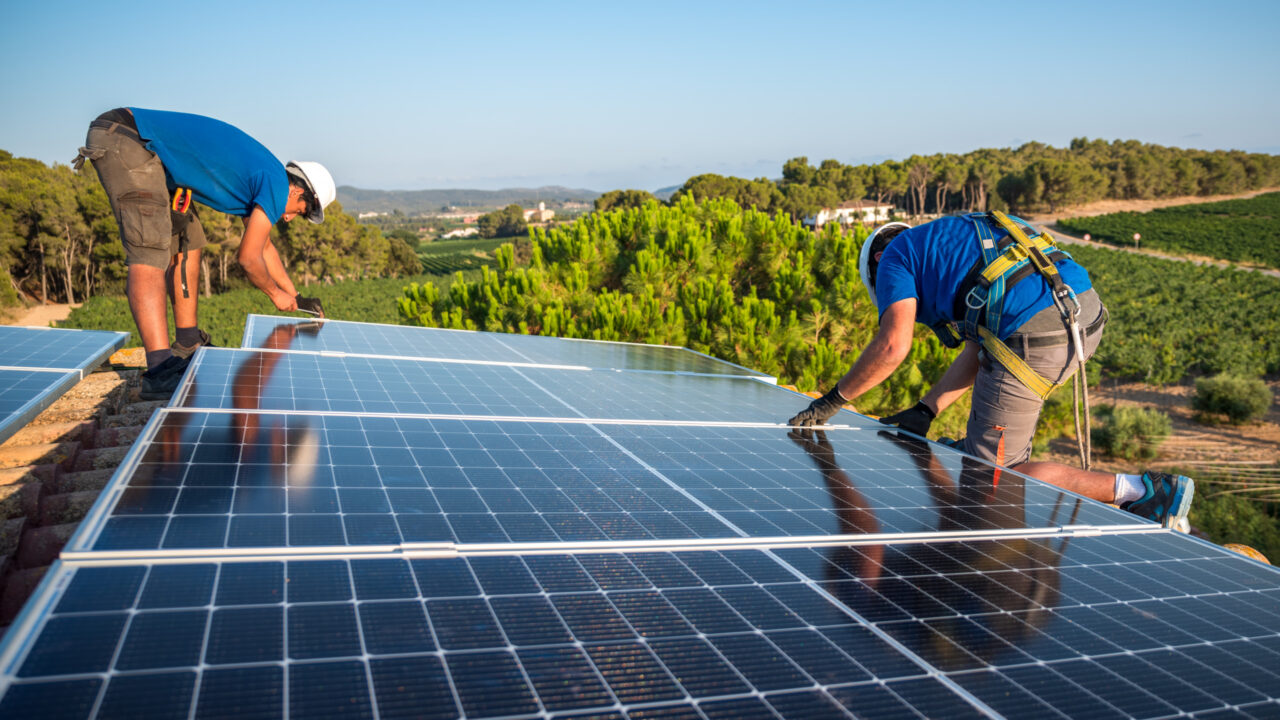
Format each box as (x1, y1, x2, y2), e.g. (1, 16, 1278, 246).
(1091, 404, 1171, 460)
(1193, 373, 1273, 424)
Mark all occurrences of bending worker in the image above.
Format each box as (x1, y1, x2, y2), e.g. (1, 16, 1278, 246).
(788, 212, 1194, 528)
(74, 107, 332, 399)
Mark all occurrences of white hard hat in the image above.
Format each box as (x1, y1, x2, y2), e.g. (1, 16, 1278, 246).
(286, 161, 336, 224)
(858, 221, 911, 308)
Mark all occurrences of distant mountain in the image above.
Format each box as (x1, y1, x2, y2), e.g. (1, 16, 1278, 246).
(338, 186, 600, 214)
(653, 185, 681, 201)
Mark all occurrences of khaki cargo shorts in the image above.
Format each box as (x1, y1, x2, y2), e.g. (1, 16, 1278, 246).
(81, 112, 207, 269)
(962, 290, 1107, 467)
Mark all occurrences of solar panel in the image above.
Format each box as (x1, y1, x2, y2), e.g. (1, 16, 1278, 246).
(0, 326, 127, 376)
(0, 550, 993, 719)
(0, 326, 127, 444)
(70, 411, 1144, 555)
(242, 314, 772, 378)
(177, 348, 839, 425)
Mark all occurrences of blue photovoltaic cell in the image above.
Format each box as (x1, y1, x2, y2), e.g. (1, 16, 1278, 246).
(0, 326, 127, 373)
(773, 531, 1280, 718)
(76, 412, 1142, 554)
(178, 347, 846, 425)
(0, 550, 986, 719)
(0, 369, 78, 445)
(242, 314, 770, 378)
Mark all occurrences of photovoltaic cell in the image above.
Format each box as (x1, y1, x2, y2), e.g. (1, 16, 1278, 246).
(0, 551, 987, 719)
(178, 347, 851, 425)
(242, 314, 771, 378)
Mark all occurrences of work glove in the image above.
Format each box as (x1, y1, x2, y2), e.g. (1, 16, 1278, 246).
(877, 401, 936, 437)
(787, 387, 849, 427)
(296, 295, 325, 318)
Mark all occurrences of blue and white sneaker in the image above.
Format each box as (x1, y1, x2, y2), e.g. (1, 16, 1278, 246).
(1121, 471, 1194, 528)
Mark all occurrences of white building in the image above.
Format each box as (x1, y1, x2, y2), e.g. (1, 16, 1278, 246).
(522, 202, 556, 223)
(441, 227, 480, 239)
(804, 200, 896, 227)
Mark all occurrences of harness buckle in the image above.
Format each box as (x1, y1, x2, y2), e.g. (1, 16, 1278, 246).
(965, 285, 987, 311)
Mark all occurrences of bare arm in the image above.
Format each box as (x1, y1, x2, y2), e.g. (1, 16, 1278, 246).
(920, 340, 980, 414)
(239, 207, 297, 311)
(263, 240, 298, 298)
(835, 298, 916, 402)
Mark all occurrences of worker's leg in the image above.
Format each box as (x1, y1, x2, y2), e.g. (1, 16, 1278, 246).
(82, 111, 176, 366)
(126, 264, 171, 354)
(167, 246, 202, 329)
(1010, 461, 1117, 502)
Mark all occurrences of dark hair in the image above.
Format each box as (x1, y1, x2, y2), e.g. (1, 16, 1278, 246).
(867, 224, 909, 289)
(289, 176, 316, 215)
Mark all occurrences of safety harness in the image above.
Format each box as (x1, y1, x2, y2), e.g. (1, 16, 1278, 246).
(931, 211, 1095, 468)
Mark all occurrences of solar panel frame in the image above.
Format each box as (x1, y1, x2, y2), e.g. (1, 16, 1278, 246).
(241, 314, 774, 380)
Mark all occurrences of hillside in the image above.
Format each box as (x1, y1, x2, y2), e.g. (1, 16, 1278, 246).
(338, 185, 600, 214)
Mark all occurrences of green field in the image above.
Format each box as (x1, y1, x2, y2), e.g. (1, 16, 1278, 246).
(414, 236, 515, 274)
(60, 271, 479, 348)
(1060, 192, 1280, 268)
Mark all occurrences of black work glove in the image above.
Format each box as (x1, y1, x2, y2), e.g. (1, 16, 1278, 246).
(296, 295, 325, 318)
(787, 387, 849, 427)
(878, 401, 936, 437)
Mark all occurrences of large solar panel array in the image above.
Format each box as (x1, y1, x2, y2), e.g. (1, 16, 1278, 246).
(0, 326, 127, 444)
(3, 317, 1278, 719)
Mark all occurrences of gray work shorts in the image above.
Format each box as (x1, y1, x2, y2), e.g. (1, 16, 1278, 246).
(962, 290, 1106, 466)
(81, 113, 207, 269)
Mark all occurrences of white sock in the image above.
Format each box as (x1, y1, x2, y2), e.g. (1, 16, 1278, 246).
(1114, 473, 1146, 504)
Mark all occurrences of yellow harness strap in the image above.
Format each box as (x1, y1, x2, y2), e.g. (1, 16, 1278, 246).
(977, 326, 1064, 399)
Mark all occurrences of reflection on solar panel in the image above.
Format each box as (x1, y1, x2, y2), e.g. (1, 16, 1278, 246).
(4, 318, 1279, 718)
(178, 347, 821, 424)
(0, 326, 126, 444)
(243, 314, 771, 378)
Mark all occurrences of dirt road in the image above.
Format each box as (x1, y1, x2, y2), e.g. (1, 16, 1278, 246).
(5, 302, 78, 328)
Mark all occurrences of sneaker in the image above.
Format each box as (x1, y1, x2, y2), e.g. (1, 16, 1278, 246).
(1121, 471, 1195, 528)
(171, 329, 215, 359)
(139, 355, 191, 400)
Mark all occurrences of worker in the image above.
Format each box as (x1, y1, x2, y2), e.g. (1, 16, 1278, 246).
(788, 213, 1194, 528)
(74, 107, 331, 399)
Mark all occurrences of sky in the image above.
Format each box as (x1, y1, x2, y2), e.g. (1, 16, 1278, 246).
(3, 0, 1278, 192)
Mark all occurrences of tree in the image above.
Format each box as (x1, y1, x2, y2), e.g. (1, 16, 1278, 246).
(594, 189, 657, 212)
(476, 204, 527, 238)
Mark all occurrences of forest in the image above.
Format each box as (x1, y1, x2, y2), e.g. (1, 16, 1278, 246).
(672, 139, 1280, 221)
(0, 150, 421, 308)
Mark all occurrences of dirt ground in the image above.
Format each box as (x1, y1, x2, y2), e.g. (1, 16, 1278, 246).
(4, 302, 78, 328)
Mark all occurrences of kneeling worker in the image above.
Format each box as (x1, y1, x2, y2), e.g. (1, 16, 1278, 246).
(788, 212, 1194, 528)
(75, 107, 332, 399)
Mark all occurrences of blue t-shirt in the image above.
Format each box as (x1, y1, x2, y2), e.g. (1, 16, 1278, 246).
(129, 108, 289, 222)
(874, 215, 1092, 339)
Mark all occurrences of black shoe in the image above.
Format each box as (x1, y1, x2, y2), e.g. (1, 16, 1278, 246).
(1120, 471, 1195, 528)
(171, 329, 215, 359)
(140, 355, 191, 400)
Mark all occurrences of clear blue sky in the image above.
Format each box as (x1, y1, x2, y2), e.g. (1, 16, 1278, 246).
(3, 0, 1278, 192)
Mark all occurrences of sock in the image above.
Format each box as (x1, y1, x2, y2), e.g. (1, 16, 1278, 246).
(175, 326, 202, 346)
(145, 349, 173, 370)
(1114, 473, 1147, 505)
